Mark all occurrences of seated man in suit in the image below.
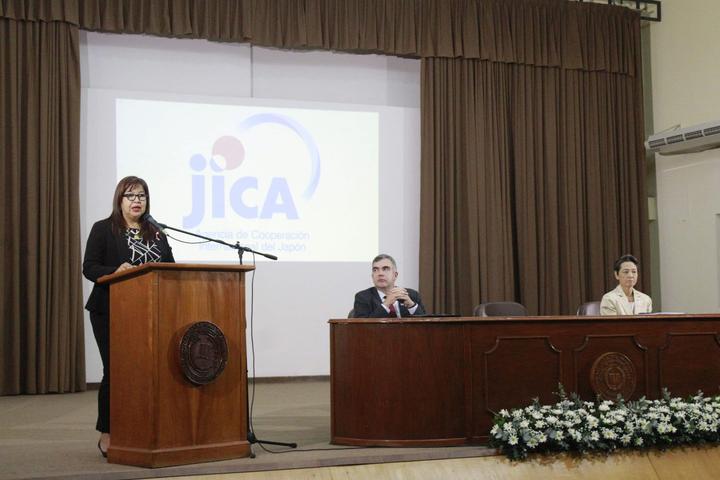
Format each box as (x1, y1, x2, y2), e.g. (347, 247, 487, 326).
(353, 254, 426, 318)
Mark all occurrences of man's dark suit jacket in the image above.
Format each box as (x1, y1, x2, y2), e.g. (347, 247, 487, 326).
(83, 218, 175, 314)
(353, 286, 426, 318)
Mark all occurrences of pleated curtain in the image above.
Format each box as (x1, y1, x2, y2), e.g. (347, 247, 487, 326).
(1, 17, 84, 394)
(0, 0, 647, 392)
(419, 57, 647, 315)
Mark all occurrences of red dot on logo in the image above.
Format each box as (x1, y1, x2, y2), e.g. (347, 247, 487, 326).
(212, 136, 245, 170)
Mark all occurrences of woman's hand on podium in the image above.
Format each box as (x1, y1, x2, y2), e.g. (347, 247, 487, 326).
(114, 262, 134, 273)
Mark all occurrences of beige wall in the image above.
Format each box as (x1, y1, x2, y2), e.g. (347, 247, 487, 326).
(651, 0, 720, 312)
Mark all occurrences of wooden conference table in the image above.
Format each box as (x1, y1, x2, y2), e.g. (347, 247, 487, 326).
(329, 314, 720, 446)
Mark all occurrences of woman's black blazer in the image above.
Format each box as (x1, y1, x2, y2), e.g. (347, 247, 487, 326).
(83, 218, 175, 314)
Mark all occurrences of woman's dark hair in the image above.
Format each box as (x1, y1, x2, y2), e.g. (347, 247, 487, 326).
(613, 254, 639, 273)
(109, 175, 159, 242)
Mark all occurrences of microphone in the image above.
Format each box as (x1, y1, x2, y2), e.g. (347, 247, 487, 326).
(142, 213, 166, 230)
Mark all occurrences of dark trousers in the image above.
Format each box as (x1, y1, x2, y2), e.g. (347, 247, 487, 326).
(89, 311, 110, 433)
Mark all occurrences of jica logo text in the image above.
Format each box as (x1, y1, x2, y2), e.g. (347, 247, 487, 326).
(182, 114, 320, 229)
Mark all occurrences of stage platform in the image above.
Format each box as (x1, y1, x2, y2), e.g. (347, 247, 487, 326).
(3, 379, 720, 480)
(0, 379, 494, 480)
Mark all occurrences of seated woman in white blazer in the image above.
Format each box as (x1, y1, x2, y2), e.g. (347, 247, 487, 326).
(600, 254, 652, 315)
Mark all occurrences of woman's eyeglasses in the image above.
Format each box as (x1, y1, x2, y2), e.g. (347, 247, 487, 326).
(123, 193, 147, 202)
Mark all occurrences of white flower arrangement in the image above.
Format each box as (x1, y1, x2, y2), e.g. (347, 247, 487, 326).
(489, 385, 720, 460)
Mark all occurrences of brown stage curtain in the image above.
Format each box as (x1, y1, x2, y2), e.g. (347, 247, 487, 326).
(1, 0, 637, 73)
(0, 18, 85, 394)
(0, 0, 646, 394)
(420, 56, 648, 315)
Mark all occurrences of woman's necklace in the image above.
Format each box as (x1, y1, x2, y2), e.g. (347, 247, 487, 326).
(127, 226, 141, 239)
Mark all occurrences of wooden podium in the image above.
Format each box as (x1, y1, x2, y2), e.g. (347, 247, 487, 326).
(98, 263, 254, 467)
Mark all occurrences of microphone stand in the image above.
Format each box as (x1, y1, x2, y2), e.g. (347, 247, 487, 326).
(156, 220, 297, 453)
(155, 222, 278, 265)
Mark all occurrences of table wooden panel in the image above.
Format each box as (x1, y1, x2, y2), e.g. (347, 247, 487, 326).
(330, 314, 720, 446)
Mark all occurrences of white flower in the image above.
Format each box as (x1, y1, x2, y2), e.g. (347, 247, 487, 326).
(638, 419, 651, 432)
(491, 392, 720, 459)
(602, 428, 617, 440)
(587, 416, 599, 429)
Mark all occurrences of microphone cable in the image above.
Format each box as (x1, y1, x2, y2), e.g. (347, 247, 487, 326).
(248, 252, 258, 443)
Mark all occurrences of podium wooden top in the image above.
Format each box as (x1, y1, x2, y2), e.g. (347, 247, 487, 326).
(98, 262, 254, 285)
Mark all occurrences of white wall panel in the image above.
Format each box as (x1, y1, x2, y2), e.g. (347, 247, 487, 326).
(79, 32, 421, 380)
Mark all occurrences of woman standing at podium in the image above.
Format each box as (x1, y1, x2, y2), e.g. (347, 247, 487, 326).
(82, 176, 175, 457)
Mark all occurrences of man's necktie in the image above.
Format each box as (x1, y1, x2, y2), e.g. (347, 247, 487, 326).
(384, 296, 398, 317)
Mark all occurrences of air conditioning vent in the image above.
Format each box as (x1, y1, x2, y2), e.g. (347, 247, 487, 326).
(645, 120, 720, 155)
(648, 138, 666, 148)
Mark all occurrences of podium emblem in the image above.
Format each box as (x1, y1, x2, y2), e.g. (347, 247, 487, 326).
(179, 321, 228, 386)
(590, 352, 636, 400)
